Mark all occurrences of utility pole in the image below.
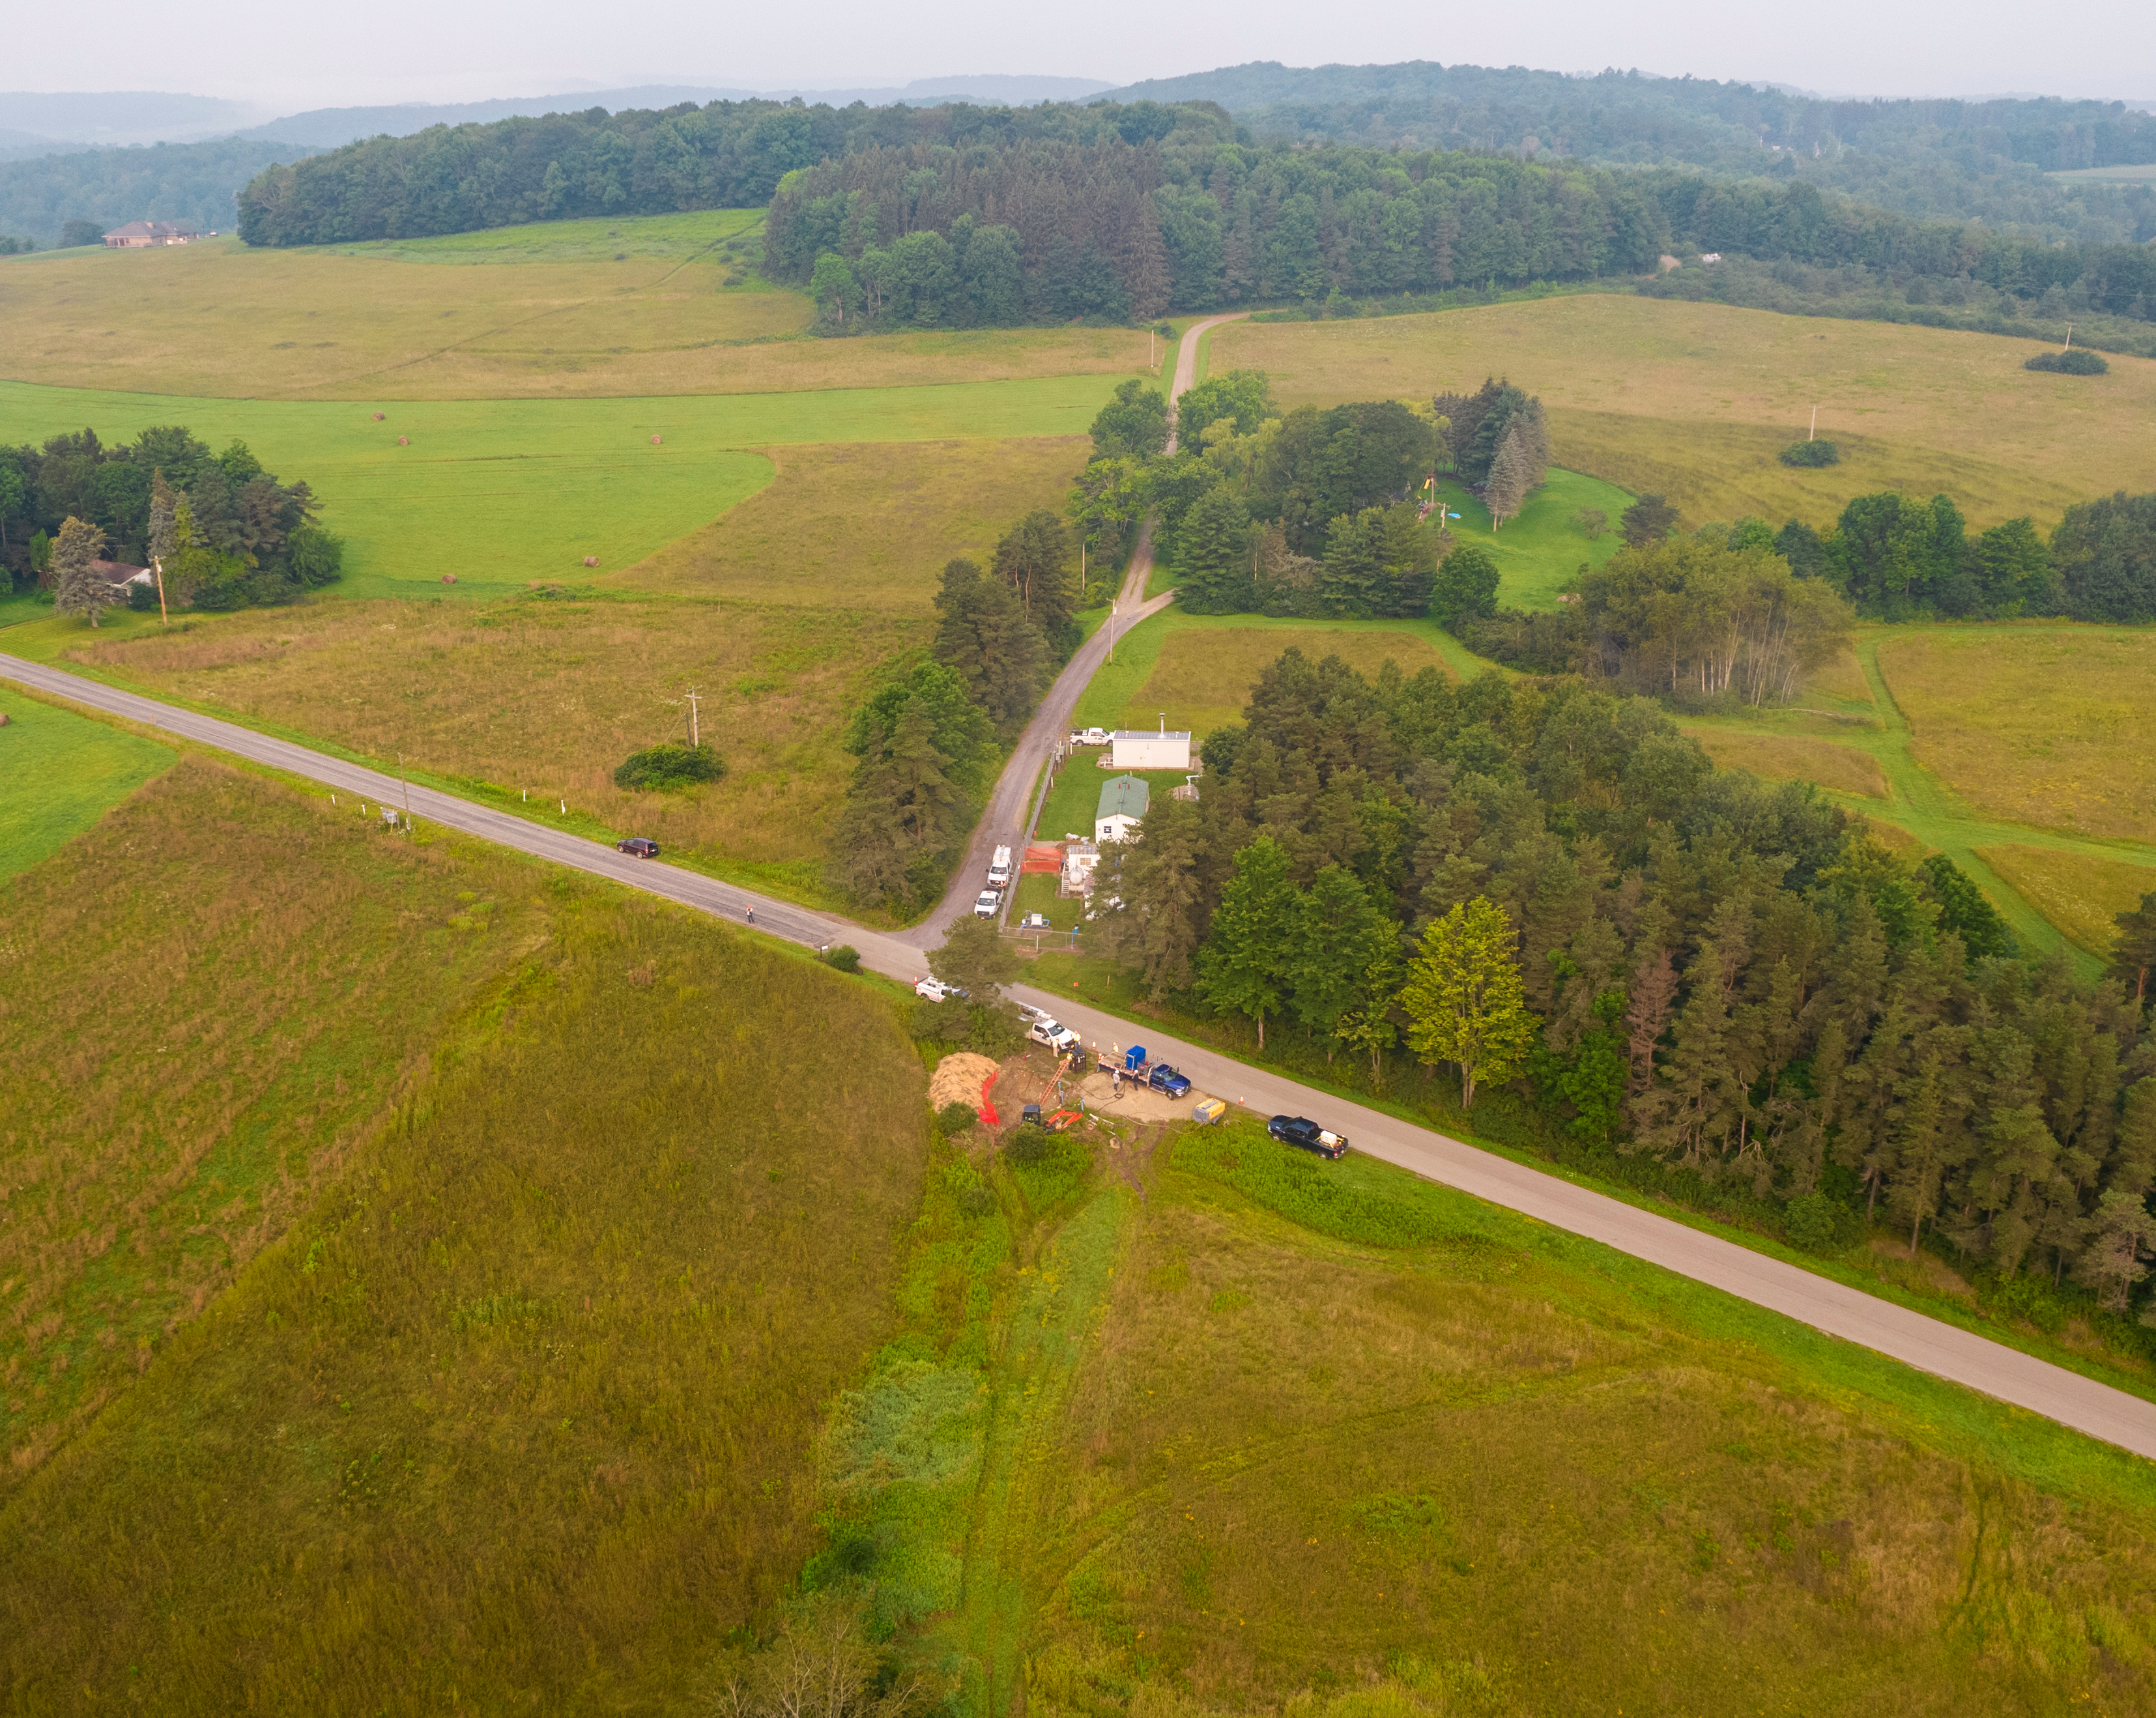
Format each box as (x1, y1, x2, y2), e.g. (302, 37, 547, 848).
(152, 554, 169, 628)
(1108, 601, 1117, 665)
(1808, 405, 1817, 442)
(398, 752, 412, 829)
(684, 687, 702, 748)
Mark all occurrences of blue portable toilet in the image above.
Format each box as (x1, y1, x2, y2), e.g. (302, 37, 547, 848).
(1124, 1046, 1147, 1072)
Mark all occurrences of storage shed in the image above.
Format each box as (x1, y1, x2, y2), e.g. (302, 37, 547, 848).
(1095, 775, 1150, 844)
(1110, 727, 1191, 771)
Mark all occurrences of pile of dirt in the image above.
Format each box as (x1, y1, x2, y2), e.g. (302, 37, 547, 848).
(929, 1052, 1003, 1115)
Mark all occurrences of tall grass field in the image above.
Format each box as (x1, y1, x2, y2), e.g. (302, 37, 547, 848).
(0, 754, 928, 1709)
(1213, 294, 2156, 531)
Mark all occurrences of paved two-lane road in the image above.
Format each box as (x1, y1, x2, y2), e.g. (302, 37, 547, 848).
(10, 302, 2156, 1460)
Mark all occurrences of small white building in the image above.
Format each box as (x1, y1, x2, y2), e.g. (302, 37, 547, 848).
(1110, 727, 1191, 771)
(1095, 775, 1150, 844)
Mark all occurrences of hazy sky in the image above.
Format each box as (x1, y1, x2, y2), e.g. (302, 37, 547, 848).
(10, 0, 2154, 111)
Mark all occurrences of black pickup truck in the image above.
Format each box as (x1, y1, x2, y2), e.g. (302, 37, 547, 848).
(1268, 1115, 1347, 1159)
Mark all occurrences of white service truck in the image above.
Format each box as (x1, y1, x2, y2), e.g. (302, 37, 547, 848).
(988, 844, 1014, 888)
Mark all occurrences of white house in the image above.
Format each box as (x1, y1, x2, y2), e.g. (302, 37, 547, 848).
(102, 221, 201, 248)
(1110, 726, 1191, 771)
(1095, 775, 1150, 844)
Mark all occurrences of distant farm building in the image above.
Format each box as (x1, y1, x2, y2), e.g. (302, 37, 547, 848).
(102, 221, 201, 248)
(1110, 726, 1191, 771)
(92, 559, 151, 593)
(1095, 775, 1150, 844)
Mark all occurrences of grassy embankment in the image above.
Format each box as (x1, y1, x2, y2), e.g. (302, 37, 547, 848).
(0, 218, 1158, 401)
(1211, 293, 2156, 533)
(831, 1114, 2156, 1715)
(0, 753, 928, 1709)
(0, 682, 173, 878)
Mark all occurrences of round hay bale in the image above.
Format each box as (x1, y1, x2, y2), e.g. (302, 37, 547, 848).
(373, 412, 386, 421)
(441, 572, 457, 584)
(397, 436, 409, 446)
(929, 1052, 1001, 1115)
(651, 434, 662, 444)
(582, 555, 599, 567)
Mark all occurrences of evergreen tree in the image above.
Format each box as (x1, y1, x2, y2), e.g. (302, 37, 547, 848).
(1484, 424, 1531, 528)
(992, 510, 1076, 643)
(932, 557, 1044, 737)
(1197, 837, 1301, 1048)
(1921, 853, 2020, 963)
(2111, 891, 2156, 1005)
(1175, 483, 1254, 614)
(1123, 795, 1207, 1001)
(1318, 509, 1384, 617)
(930, 914, 1022, 1009)
(1288, 865, 1391, 1050)
(1119, 193, 1171, 321)
(1430, 543, 1500, 631)
(1400, 895, 1538, 1108)
(1373, 505, 1437, 616)
(50, 515, 110, 626)
(147, 469, 178, 566)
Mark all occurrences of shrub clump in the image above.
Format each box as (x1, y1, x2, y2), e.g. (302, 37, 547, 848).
(934, 1100, 978, 1137)
(820, 944, 861, 973)
(1778, 439, 1841, 467)
(1005, 1124, 1050, 1164)
(612, 742, 725, 792)
(2025, 347, 2108, 375)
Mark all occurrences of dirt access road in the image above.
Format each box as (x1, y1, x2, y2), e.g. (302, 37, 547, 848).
(894, 312, 1245, 949)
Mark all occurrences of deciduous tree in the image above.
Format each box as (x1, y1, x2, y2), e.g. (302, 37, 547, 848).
(1400, 895, 1538, 1108)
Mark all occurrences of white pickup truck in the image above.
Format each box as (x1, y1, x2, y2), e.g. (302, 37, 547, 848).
(1027, 1015, 1080, 1052)
(1067, 726, 1109, 747)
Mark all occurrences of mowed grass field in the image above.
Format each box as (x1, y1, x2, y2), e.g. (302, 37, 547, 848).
(1976, 845, 2156, 957)
(0, 221, 1164, 401)
(0, 683, 174, 877)
(1431, 464, 1633, 609)
(0, 754, 928, 1708)
(1880, 626, 2156, 844)
(1212, 295, 2156, 531)
(51, 590, 920, 904)
(625, 437, 1089, 610)
(0, 375, 1128, 599)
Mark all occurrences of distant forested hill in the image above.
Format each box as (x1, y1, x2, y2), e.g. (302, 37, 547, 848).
(0, 137, 311, 248)
(234, 98, 1202, 246)
(1101, 62, 2156, 244)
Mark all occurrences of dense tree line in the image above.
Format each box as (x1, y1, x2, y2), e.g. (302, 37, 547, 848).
(1085, 643, 2156, 1314)
(1114, 61, 2156, 246)
(1, 426, 341, 608)
(236, 98, 1219, 247)
(1066, 369, 1488, 621)
(0, 137, 302, 250)
(826, 510, 1076, 911)
(767, 122, 2156, 332)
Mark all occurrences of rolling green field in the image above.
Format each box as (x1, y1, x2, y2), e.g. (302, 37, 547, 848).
(1211, 294, 2156, 532)
(0, 684, 173, 879)
(0, 375, 1125, 599)
(1431, 464, 1634, 609)
(0, 220, 1161, 401)
(0, 754, 928, 1708)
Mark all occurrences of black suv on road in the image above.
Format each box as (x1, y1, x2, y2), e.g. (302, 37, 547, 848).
(616, 837, 660, 859)
(1268, 1115, 1347, 1158)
